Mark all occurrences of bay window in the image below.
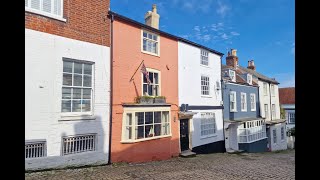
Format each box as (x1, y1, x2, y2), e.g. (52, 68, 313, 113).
(238, 120, 266, 143)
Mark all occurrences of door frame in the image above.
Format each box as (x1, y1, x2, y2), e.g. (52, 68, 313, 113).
(179, 118, 191, 152)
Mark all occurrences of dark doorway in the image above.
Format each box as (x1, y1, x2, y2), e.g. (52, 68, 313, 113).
(180, 119, 189, 151)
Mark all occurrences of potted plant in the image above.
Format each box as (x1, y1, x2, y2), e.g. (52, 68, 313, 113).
(135, 96, 154, 104)
(154, 96, 166, 103)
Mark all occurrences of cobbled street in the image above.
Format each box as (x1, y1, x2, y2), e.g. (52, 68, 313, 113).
(25, 150, 295, 180)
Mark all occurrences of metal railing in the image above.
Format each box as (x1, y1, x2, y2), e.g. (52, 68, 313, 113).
(25, 142, 46, 159)
(62, 134, 96, 155)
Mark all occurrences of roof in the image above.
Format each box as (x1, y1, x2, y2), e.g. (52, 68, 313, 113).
(279, 87, 295, 104)
(222, 65, 259, 86)
(238, 66, 279, 84)
(108, 11, 224, 56)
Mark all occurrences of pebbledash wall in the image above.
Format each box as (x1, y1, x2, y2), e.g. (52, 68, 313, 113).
(111, 18, 180, 163)
(178, 41, 225, 153)
(25, 0, 110, 170)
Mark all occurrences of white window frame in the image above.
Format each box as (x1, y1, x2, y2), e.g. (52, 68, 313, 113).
(229, 70, 236, 82)
(271, 85, 275, 96)
(264, 104, 269, 119)
(281, 127, 285, 140)
(200, 112, 217, 138)
(230, 91, 237, 112)
(273, 129, 277, 144)
(201, 75, 210, 96)
(200, 49, 209, 66)
(263, 83, 268, 96)
(250, 93, 256, 111)
(247, 74, 252, 85)
(141, 68, 161, 96)
(141, 30, 160, 56)
(241, 92, 247, 112)
(121, 107, 171, 143)
(288, 112, 295, 124)
(238, 120, 267, 143)
(61, 59, 94, 116)
(271, 104, 276, 119)
(25, 0, 66, 22)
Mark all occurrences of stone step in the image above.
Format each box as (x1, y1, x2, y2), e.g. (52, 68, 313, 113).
(226, 148, 244, 154)
(180, 150, 196, 158)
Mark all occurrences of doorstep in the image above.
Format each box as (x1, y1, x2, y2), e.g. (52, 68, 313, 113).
(180, 150, 196, 158)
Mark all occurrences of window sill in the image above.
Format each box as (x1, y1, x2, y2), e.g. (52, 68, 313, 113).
(238, 137, 268, 144)
(201, 95, 212, 98)
(59, 115, 96, 121)
(141, 50, 160, 57)
(200, 64, 210, 68)
(230, 110, 238, 112)
(121, 134, 172, 143)
(251, 109, 256, 111)
(25, 8, 67, 22)
(241, 110, 247, 112)
(200, 134, 217, 140)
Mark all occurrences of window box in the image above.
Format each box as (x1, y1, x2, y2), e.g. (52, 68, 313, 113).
(154, 96, 166, 103)
(135, 96, 154, 104)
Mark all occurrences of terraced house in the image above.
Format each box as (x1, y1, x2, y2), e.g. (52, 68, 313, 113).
(25, 0, 111, 170)
(222, 49, 267, 153)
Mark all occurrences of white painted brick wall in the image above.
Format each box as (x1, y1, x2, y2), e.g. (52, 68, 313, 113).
(269, 123, 287, 151)
(25, 29, 110, 170)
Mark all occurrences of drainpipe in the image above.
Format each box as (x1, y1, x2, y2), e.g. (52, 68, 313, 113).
(220, 55, 226, 152)
(269, 82, 272, 121)
(107, 13, 114, 165)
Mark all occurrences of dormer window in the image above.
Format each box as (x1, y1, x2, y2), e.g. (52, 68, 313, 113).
(247, 74, 252, 85)
(229, 70, 236, 82)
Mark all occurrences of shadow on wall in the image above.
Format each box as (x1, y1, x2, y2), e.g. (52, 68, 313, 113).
(26, 115, 109, 171)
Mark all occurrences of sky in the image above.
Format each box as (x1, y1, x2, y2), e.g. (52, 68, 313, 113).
(111, 0, 295, 87)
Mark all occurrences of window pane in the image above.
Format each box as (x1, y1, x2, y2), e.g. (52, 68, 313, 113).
(63, 61, 73, 73)
(145, 112, 153, 124)
(148, 85, 153, 96)
(74, 63, 83, 74)
(143, 32, 147, 38)
(154, 73, 158, 84)
(162, 123, 169, 135)
(83, 89, 91, 99)
(145, 125, 153, 137)
(153, 35, 157, 40)
(149, 73, 154, 83)
(154, 85, 159, 96)
(126, 113, 132, 126)
(143, 84, 148, 95)
(125, 126, 132, 140)
(31, 0, 40, 10)
(136, 112, 144, 125)
(148, 33, 152, 39)
(43, 0, 51, 13)
(83, 75, 92, 87)
(154, 124, 161, 136)
(54, 0, 61, 15)
(162, 111, 169, 123)
(154, 112, 161, 123)
(72, 100, 81, 112)
(61, 100, 71, 112)
(84, 64, 92, 75)
(25, 0, 28, 6)
(73, 74, 82, 86)
(143, 39, 147, 51)
(62, 88, 71, 99)
(63, 74, 72, 86)
(143, 74, 147, 83)
(82, 100, 91, 112)
(73, 88, 81, 99)
(136, 126, 144, 139)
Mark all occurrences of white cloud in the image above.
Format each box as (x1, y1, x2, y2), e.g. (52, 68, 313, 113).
(221, 33, 229, 39)
(216, 1, 231, 17)
(230, 31, 240, 36)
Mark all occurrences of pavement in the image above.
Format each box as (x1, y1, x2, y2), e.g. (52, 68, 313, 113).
(25, 149, 295, 180)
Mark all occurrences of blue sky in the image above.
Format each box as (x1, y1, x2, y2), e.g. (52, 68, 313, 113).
(111, 0, 295, 87)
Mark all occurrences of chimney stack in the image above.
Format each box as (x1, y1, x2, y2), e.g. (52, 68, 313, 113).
(247, 60, 256, 71)
(226, 48, 239, 69)
(145, 4, 160, 29)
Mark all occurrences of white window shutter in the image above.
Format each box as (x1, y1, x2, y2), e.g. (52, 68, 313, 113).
(31, 0, 41, 10)
(43, 0, 51, 13)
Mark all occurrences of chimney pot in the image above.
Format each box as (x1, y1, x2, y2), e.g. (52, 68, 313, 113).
(247, 60, 256, 71)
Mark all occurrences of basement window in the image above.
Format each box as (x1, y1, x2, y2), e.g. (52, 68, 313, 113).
(62, 134, 96, 155)
(25, 141, 46, 159)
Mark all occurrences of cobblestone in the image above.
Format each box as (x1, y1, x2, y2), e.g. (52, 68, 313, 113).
(25, 150, 295, 180)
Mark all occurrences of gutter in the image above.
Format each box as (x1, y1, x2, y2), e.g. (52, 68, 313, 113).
(220, 55, 227, 152)
(107, 13, 114, 165)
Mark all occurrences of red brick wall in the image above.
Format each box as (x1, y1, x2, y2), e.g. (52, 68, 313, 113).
(25, 0, 110, 47)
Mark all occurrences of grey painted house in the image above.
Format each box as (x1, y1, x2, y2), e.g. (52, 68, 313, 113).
(222, 49, 267, 153)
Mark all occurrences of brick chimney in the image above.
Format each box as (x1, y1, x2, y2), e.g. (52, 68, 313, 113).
(145, 4, 160, 29)
(247, 60, 256, 71)
(226, 49, 239, 68)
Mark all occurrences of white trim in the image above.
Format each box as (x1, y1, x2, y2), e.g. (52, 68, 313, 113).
(141, 29, 160, 57)
(229, 70, 236, 82)
(199, 112, 217, 138)
(201, 75, 211, 96)
(230, 91, 237, 112)
(240, 92, 247, 112)
(25, 0, 66, 22)
(247, 74, 252, 85)
(200, 49, 209, 66)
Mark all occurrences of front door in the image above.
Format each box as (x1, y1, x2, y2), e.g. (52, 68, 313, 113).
(180, 119, 189, 151)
